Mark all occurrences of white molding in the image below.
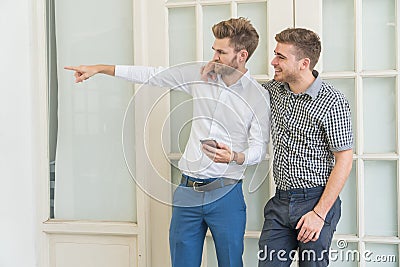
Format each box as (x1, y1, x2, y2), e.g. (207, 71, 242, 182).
(136, 1, 172, 267)
(267, 0, 293, 78)
(353, 154, 399, 160)
(196, 2, 203, 61)
(294, 0, 323, 75)
(165, 2, 197, 8)
(133, 1, 153, 266)
(321, 71, 399, 78)
(31, 0, 51, 267)
(165, 0, 267, 8)
(43, 220, 139, 236)
(231, 0, 237, 17)
(397, 0, 400, 247)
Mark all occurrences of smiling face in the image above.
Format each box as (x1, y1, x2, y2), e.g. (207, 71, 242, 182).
(271, 42, 303, 84)
(211, 38, 240, 75)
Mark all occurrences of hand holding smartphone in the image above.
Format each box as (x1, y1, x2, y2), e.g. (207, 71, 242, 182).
(200, 138, 218, 148)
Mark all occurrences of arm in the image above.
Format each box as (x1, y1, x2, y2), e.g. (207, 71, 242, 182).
(65, 63, 205, 93)
(240, 102, 270, 165)
(202, 88, 271, 165)
(296, 149, 353, 243)
(64, 64, 169, 85)
(296, 95, 353, 243)
(64, 64, 115, 83)
(313, 149, 353, 218)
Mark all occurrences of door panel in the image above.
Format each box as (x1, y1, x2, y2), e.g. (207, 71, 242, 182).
(49, 235, 137, 267)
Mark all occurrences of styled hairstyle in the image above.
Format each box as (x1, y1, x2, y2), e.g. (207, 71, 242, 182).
(275, 28, 321, 70)
(212, 17, 259, 61)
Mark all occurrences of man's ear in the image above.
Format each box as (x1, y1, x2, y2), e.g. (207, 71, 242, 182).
(300, 58, 311, 70)
(238, 49, 249, 63)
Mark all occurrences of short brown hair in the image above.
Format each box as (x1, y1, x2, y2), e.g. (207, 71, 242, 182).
(212, 17, 259, 61)
(275, 28, 321, 70)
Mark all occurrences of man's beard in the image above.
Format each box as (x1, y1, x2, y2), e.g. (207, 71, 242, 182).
(214, 55, 239, 76)
(274, 69, 298, 84)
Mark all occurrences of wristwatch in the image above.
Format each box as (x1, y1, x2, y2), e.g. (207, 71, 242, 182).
(230, 151, 238, 164)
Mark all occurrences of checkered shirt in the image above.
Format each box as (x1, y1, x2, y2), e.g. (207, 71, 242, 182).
(262, 71, 353, 190)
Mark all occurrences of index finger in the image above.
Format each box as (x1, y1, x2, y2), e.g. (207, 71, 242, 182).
(64, 66, 79, 71)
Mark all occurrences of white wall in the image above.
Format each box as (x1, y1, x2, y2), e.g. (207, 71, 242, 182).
(0, 0, 38, 266)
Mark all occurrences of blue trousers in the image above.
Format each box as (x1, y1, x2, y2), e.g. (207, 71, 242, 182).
(258, 187, 341, 267)
(169, 182, 246, 267)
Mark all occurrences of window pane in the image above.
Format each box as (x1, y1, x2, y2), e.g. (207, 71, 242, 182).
(325, 78, 356, 152)
(206, 236, 218, 266)
(203, 5, 231, 61)
(362, 0, 396, 71)
(336, 161, 357, 235)
(170, 91, 193, 153)
(365, 243, 398, 266)
(207, 237, 262, 266)
(243, 161, 270, 231)
(364, 160, 397, 237)
(171, 161, 181, 185)
(54, 0, 136, 221)
(363, 77, 396, 153)
(243, 238, 260, 266)
(237, 2, 268, 75)
(169, 7, 197, 65)
(322, 0, 355, 72)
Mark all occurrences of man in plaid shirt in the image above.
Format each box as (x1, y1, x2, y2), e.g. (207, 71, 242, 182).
(259, 28, 353, 266)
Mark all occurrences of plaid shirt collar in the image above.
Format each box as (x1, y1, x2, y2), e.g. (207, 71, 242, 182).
(279, 70, 322, 100)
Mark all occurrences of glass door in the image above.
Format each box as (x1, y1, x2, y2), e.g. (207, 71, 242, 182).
(297, 0, 400, 266)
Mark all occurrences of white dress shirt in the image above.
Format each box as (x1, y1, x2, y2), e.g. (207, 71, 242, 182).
(115, 62, 270, 180)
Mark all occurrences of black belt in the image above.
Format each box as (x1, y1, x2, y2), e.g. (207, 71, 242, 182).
(181, 174, 242, 192)
(275, 186, 325, 199)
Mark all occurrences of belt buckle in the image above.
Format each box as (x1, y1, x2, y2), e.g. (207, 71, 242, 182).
(193, 181, 206, 192)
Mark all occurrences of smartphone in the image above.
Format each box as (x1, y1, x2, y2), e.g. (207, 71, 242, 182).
(200, 138, 218, 148)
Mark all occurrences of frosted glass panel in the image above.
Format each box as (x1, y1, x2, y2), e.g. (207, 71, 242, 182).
(203, 5, 231, 61)
(243, 238, 260, 266)
(243, 161, 270, 231)
(238, 2, 268, 75)
(363, 78, 396, 153)
(362, 0, 396, 70)
(330, 241, 358, 267)
(170, 91, 193, 153)
(364, 161, 397, 236)
(169, 7, 196, 65)
(171, 160, 181, 185)
(206, 236, 218, 266)
(206, 237, 261, 266)
(325, 78, 356, 151)
(54, 0, 136, 221)
(365, 243, 398, 266)
(322, 0, 355, 72)
(336, 161, 357, 235)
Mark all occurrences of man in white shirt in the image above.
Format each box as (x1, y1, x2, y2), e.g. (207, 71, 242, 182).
(65, 17, 270, 267)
